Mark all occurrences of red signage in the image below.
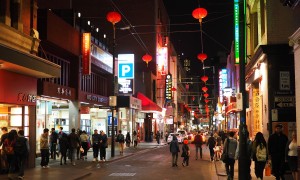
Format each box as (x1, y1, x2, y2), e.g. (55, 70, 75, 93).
(82, 33, 91, 75)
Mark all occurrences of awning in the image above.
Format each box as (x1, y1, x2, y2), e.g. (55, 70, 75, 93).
(0, 44, 60, 78)
(136, 92, 162, 113)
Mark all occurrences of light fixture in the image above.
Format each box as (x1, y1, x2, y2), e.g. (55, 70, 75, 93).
(77, 12, 81, 18)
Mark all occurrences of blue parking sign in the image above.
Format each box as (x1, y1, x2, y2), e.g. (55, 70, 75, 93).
(118, 63, 134, 79)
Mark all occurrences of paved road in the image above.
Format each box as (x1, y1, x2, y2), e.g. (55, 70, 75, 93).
(81, 145, 219, 180)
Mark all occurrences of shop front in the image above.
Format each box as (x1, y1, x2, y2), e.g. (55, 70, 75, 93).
(36, 81, 76, 152)
(78, 91, 109, 135)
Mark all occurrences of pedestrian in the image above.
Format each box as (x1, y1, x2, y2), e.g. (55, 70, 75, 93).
(99, 130, 108, 161)
(58, 127, 64, 157)
(207, 133, 216, 161)
(156, 131, 160, 144)
(169, 134, 180, 167)
(0, 127, 9, 174)
(181, 139, 190, 167)
(125, 132, 131, 147)
(40, 128, 50, 168)
(58, 133, 68, 165)
(268, 123, 288, 180)
(79, 130, 89, 160)
(92, 129, 100, 162)
(194, 131, 204, 160)
(14, 130, 29, 179)
(285, 131, 298, 180)
(68, 128, 80, 166)
(165, 131, 168, 142)
(252, 132, 268, 180)
(4, 130, 17, 179)
(223, 131, 238, 180)
(116, 130, 125, 155)
(132, 131, 138, 148)
(76, 129, 82, 160)
(50, 128, 58, 160)
(245, 131, 253, 180)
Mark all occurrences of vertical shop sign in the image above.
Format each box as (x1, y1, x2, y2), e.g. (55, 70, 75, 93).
(82, 33, 91, 75)
(165, 74, 172, 102)
(252, 88, 261, 135)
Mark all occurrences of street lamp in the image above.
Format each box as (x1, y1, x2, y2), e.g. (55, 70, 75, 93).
(106, 11, 121, 157)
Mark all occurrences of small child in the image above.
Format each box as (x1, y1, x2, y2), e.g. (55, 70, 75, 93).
(182, 139, 190, 166)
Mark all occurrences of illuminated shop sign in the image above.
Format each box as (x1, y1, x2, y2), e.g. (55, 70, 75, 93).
(91, 43, 113, 74)
(82, 33, 91, 75)
(157, 47, 168, 75)
(165, 74, 172, 102)
(18, 93, 36, 103)
(118, 79, 133, 95)
(86, 94, 108, 103)
(234, 0, 239, 64)
(219, 69, 228, 103)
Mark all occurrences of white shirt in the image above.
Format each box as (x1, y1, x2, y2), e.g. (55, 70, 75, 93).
(288, 141, 298, 156)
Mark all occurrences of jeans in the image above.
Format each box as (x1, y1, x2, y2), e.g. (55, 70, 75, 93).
(171, 152, 178, 166)
(209, 147, 214, 161)
(195, 144, 202, 159)
(93, 144, 99, 158)
(16, 154, 27, 176)
(100, 147, 106, 160)
(40, 149, 49, 167)
(225, 158, 235, 179)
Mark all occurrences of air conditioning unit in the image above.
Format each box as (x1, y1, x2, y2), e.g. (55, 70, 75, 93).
(109, 96, 117, 106)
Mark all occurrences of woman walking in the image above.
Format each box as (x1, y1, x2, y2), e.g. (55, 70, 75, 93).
(79, 131, 89, 160)
(125, 132, 131, 147)
(252, 132, 268, 180)
(285, 131, 298, 180)
(132, 131, 138, 148)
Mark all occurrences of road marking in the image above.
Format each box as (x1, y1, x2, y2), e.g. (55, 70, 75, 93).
(109, 173, 136, 176)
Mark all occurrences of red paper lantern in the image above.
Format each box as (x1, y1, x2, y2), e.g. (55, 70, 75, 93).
(201, 75, 208, 83)
(197, 53, 207, 62)
(171, 87, 177, 92)
(142, 53, 152, 66)
(192, 7, 208, 23)
(203, 93, 209, 98)
(202, 86, 208, 92)
(205, 99, 209, 104)
(106, 11, 121, 25)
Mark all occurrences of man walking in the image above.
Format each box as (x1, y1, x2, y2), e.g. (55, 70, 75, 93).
(169, 135, 180, 167)
(194, 131, 204, 160)
(92, 129, 100, 162)
(50, 128, 58, 160)
(116, 130, 125, 155)
(268, 124, 288, 180)
(68, 128, 80, 166)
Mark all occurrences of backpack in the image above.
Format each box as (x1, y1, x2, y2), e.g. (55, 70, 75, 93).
(4, 139, 15, 155)
(14, 137, 28, 155)
(118, 134, 125, 143)
(256, 144, 267, 161)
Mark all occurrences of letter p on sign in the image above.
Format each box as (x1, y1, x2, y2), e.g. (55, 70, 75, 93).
(118, 63, 134, 79)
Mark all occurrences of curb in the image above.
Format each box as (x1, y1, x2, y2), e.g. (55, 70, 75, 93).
(215, 161, 227, 176)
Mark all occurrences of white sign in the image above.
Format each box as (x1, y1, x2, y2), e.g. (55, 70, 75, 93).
(118, 54, 134, 79)
(279, 71, 290, 90)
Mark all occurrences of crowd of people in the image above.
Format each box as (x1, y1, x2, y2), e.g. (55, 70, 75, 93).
(169, 124, 298, 180)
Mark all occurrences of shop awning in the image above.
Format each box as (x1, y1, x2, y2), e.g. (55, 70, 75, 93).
(0, 44, 61, 78)
(136, 92, 162, 113)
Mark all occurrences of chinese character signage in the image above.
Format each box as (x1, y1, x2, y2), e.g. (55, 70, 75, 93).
(82, 33, 91, 75)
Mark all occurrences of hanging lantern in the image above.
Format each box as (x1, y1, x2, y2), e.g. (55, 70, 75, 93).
(142, 53, 152, 66)
(203, 93, 209, 98)
(197, 53, 208, 62)
(171, 86, 177, 92)
(202, 86, 208, 92)
(192, 7, 208, 24)
(201, 75, 208, 83)
(192, 96, 195, 101)
(205, 99, 210, 104)
(106, 11, 121, 25)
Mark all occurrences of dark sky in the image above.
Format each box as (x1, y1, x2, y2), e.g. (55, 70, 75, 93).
(162, 0, 234, 74)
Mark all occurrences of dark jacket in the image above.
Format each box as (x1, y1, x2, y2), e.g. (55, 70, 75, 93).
(194, 134, 203, 145)
(59, 133, 69, 153)
(68, 132, 80, 149)
(207, 136, 216, 149)
(100, 134, 108, 148)
(268, 132, 288, 157)
(170, 136, 180, 153)
(182, 144, 190, 157)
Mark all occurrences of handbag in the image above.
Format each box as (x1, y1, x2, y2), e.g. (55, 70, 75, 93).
(221, 139, 230, 163)
(265, 161, 271, 176)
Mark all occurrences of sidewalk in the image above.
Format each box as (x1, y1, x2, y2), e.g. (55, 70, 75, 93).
(215, 159, 293, 180)
(0, 141, 167, 180)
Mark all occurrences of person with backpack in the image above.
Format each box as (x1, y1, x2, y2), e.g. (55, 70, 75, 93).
(252, 132, 267, 180)
(14, 130, 29, 179)
(116, 130, 125, 155)
(223, 131, 238, 180)
(4, 130, 17, 179)
(194, 131, 203, 160)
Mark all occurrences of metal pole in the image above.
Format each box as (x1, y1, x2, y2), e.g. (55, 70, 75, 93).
(111, 23, 116, 157)
(238, 0, 248, 179)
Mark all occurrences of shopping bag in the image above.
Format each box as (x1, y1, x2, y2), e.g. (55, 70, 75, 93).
(265, 163, 271, 176)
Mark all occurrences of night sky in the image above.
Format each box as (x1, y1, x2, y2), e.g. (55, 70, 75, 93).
(162, 0, 234, 75)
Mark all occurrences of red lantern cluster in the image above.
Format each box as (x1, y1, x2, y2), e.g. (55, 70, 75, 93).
(197, 53, 207, 62)
(106, 11, 121, 25)
(201, 75, 208, 83)
(142, 54, 152, 66)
